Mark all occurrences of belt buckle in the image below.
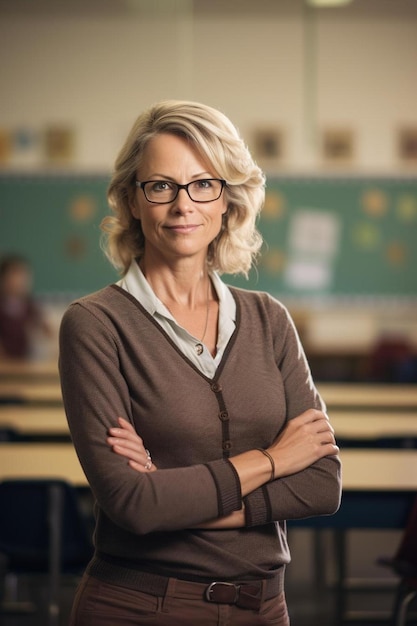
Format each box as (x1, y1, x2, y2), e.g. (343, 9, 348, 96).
(205, 581, 239, 604)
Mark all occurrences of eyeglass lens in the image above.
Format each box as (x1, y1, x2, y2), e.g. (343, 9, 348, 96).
(142, 179, 223, 203)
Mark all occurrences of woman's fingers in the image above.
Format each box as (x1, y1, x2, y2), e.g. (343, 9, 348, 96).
(107, 417, 155, 471)
(117, 416, 136, 432)
(270, 408, 339, 477)
(291, 409, 335, 436)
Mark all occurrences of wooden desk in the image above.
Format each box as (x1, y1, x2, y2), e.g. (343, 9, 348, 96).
(0, 445, 416, 491)
(0, 359, 59, 380)
(318, 384, 417, 409)
(331, 411, 417, 439)
(0, 406, 68, 435)
(0, 381, 63, 404)
(340, 449, 417, 490)
(0, 443, 86, 485)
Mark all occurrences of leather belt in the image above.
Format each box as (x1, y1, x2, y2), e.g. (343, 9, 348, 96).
(205, 581, 262, 610)
(89, 554, 284, 611)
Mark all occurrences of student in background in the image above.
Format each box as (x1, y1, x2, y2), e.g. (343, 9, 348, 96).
(368, 334, 417, 383)
(59, 100, 341, 626)
(0, 254, 52, 359)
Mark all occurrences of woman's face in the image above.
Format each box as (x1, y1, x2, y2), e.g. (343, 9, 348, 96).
(131, 133, 227, 267)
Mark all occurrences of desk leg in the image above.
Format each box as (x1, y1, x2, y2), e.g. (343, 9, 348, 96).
(313, 529, 327, 592)
(334, 529, 347, 625)
(48, 484, 62, 626)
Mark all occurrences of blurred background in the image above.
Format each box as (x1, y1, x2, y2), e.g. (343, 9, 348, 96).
(0, 0, 416, 376)
(0, 1, 417, 625)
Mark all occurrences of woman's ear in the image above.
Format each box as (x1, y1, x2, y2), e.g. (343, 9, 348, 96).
(130, 195, 141, 220)
(221, 210, 228, 232)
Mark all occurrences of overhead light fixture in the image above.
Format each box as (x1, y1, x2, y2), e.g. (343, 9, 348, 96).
(307, 0, 353, 6)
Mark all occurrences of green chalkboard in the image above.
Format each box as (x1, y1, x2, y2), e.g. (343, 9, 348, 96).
(0, 173, 416, 301)
(0, 174, 117, 297)
(231, 176, 417, 301)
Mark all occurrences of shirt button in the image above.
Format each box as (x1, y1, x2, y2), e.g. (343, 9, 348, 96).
(195, 343, 204, 356)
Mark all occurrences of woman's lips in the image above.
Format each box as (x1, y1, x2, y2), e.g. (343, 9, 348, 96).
(166, 224, 200, 233)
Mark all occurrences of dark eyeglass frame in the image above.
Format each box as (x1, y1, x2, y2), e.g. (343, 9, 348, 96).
(135, 178, 226, 204)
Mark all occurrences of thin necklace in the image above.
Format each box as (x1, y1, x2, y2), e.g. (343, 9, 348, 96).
(193, 277, 211, 356)
(199, 277, 211, 345)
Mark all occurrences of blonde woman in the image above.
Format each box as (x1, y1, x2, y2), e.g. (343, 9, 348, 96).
(59, 100, 341, 626)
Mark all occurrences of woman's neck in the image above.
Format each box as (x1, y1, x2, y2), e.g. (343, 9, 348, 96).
(138, 257, 210, 310)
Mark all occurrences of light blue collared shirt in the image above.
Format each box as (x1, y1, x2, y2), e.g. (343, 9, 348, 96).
(118, 262, 236, 379)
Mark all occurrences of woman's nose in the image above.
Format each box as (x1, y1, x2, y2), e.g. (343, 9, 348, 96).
(171, 187, 194, 212)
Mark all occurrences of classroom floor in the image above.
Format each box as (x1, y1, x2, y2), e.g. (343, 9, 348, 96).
(1, 576, 416, 626)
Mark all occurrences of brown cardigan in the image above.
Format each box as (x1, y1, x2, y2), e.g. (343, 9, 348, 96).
(59, 284, 341, 585)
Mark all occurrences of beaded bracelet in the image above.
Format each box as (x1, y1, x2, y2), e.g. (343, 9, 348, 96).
(257, 448, 275, 482)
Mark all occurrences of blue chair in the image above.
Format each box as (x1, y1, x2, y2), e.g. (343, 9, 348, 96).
(0, 479, 93, 626)
(378, 495, 417, 626)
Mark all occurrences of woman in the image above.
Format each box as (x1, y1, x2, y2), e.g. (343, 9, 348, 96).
(59, 100, 341, 626)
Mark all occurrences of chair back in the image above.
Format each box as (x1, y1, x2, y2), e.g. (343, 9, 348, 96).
(393, 495, 417, 575)
(0, 479, 93, 573)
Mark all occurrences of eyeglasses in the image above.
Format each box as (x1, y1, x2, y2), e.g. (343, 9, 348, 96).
(135, 178, 226, 204)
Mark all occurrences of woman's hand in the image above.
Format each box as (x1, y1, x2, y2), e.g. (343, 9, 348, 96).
(107, 417, 157, 472)
(229, 408, 338, 497)
(269, 409, 338, 479)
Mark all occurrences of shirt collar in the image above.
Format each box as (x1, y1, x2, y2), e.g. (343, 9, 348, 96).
(117, 260, 237, 322)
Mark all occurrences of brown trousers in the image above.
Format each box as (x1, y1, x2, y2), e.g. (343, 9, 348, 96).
(69, 574, 290, 626)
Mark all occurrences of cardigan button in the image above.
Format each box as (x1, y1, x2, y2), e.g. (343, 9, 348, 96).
(219, 410, 229, 422)
(211, 382, 222, 392)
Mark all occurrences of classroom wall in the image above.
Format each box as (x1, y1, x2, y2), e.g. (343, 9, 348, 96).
(0, 0, 416, 172)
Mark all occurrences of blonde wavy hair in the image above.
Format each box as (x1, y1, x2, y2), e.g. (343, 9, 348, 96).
(102, 100, 265, 277)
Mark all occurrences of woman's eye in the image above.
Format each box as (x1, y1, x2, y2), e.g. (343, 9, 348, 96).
(152, 181, 172, 192)
(195, 179, 212, 189)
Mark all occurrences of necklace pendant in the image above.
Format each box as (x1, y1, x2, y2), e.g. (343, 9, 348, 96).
(195, 343, 204, 356)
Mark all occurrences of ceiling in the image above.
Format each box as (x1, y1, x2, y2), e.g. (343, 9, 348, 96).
(0, 0, 417, 18)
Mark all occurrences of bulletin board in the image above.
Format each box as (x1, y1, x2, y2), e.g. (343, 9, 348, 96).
(0, 173, 416, 301)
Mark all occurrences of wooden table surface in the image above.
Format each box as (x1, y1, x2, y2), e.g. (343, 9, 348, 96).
(0, 444, 416, 491)
(0, 359, 59, 379)
(0, 443, 86, 485)
(0, 406, 68, 434)
(318, 383, 417, 408)
(0, 381, 63, 404)
(331, 411, 417, 438)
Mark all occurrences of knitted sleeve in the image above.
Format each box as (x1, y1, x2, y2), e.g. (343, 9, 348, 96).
(243, 296, 342, 526)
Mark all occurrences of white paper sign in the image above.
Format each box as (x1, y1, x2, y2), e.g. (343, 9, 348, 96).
(285, 209, 341, 291)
